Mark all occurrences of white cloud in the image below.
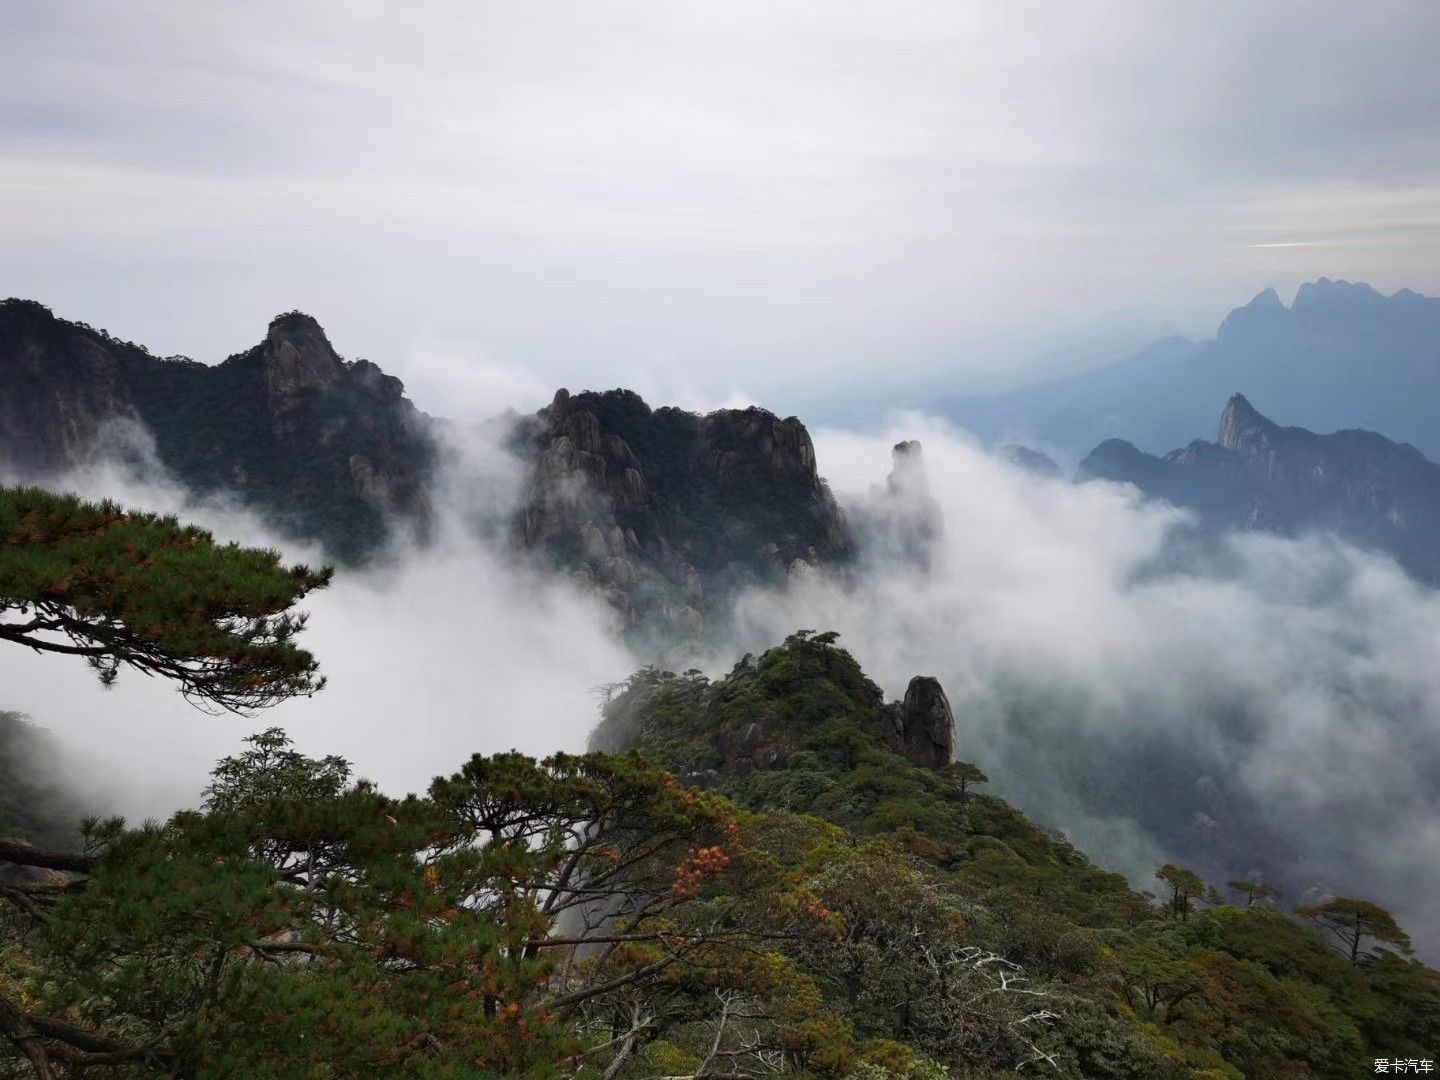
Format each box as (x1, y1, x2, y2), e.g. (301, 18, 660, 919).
(729, 418, 1440, 952)
(0, 423, 635, 818)
(4, 408, 1440, 957)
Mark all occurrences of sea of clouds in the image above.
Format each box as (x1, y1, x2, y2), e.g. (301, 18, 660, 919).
(3, 411, 1437, 953)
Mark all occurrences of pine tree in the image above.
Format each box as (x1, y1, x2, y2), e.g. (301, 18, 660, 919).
(1297, 897, 1413, 964)
(0, 486, 330, 712)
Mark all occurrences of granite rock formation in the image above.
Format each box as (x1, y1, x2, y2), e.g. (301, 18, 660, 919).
(0, 300, 434, 560)
(882, 676, 957, 769)
(513, 388, 854, 637)
(0, 302, 869, 641)
(854, 439, 944, 569)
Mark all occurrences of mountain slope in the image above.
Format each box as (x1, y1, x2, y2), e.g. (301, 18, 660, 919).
(589, 631, 1440, 1077)
(940, 279, 1440, 462)
(1077, 393, 1440, 582)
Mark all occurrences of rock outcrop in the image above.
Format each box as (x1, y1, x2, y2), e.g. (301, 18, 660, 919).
(514, 388, 854, 638)
(0, 712, 86, 852)
(0, 300, 434, 561)
(1078, 393, 1440, 582)
(886, 440, 928, 497)
(882, 676, 957, 769)
(855, 439, 944, 569)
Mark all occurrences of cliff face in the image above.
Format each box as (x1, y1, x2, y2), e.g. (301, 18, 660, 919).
(1078, 393, 1440, 581)
(515, 388, 853, 637)
(0, 300, 143, 474)
(0, 712, 85, 851)
(0, 302, 860, 628)
(0, 300, 435, 561)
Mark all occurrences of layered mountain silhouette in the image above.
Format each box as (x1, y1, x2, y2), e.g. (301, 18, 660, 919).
(1079, 393, 1440, 582)
(942, 279, 1440, 462)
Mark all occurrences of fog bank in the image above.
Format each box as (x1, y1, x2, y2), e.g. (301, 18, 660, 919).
(732, 417, 1440, 951)
(0, 422, 634, 818)
(4, 410, 1437, 955)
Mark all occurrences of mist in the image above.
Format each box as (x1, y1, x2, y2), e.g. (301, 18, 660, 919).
(0, 419, 635, 820)
(731, 417, 1440, 952)
(4, 409, 1439, 955)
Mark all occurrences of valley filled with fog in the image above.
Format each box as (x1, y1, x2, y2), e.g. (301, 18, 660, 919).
(7, 403, 1438, 958)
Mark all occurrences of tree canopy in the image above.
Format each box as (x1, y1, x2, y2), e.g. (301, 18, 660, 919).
(2, 631, 1436, 1076)
(1298, 897, 1415, 965)
(0, 733, 826, 1075)
(0, 487, 330, 711)
(1227, 878, 1281, 907)
(1155, 864, 1207, 922)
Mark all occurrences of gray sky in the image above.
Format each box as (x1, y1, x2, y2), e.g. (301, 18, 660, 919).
(3, 1, 1440, 413)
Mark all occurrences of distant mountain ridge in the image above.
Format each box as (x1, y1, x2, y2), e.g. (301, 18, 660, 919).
(941, 279, 1440, 462)
(1078, 394, 1440, 582)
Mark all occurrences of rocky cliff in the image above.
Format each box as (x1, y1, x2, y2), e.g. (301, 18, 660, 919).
(0, 300, 435, 560)
(1078, 393, 1440, 582)
(0, 303, 860, 628)
(0, 712, 85, 850)
(882, 676, 956, 769)
(513, 388, 853, 638)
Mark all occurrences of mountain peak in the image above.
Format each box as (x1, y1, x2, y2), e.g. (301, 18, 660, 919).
(0, 297, 57, 326)
(1217, 393, 1276, 450)
(263, 311, 344, 392)
(996, 443, 1063, 478)
(1222, 391, 1259, 415)
(1216, 287, 1287, 342)
(1246, 286, 1285, 312)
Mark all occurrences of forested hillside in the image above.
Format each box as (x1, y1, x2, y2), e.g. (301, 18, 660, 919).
(2, 524, 1434, 1078)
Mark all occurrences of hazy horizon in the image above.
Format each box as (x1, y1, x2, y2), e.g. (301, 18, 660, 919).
(5, 2, 1440, 412)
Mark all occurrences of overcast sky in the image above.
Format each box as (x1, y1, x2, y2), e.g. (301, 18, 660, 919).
(3, 1, 1439, 414)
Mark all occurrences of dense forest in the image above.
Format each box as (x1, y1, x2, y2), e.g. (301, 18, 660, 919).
(0, 486, 1436, 1077)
